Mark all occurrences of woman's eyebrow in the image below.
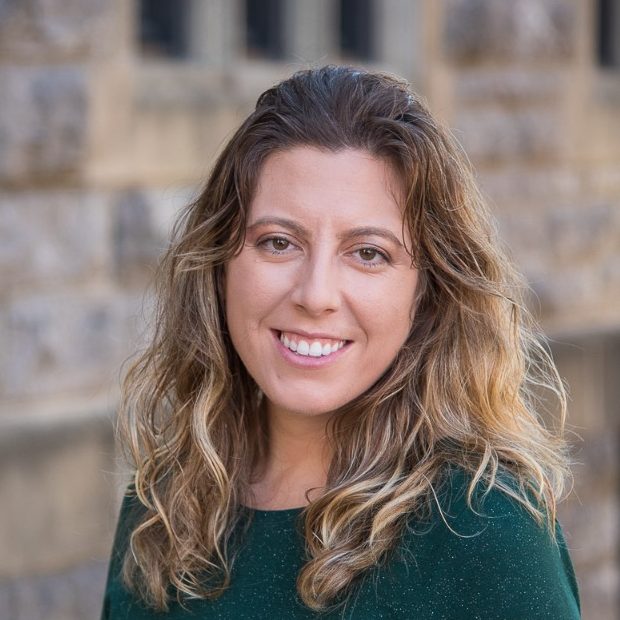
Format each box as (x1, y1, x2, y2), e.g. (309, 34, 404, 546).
(338, 227, 404, 248)
(247, 217, 404, 248)
(246, 216, 307, 237)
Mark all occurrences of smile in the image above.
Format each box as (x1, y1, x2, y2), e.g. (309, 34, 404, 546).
(278, 330, 347, 357)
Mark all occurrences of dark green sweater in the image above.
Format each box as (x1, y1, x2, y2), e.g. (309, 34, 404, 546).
(101, 471, 580, 619)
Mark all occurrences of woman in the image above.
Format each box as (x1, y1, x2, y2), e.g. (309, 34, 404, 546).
(101, 66, 580, 619)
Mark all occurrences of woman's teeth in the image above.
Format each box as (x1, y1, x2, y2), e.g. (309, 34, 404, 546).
(279, 332, 346, 357)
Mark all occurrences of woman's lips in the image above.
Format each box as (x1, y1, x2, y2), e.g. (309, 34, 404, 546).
(278, 330, 346, 357)
(272, 330, 351, 367)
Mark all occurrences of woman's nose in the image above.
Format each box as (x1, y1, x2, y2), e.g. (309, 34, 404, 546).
(289, 252, 341, 317)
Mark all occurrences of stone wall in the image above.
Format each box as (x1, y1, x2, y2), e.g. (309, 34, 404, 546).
(432, 1, 620, 617)
(438, 0, 620, 334)
(0, 1, 618, 618)
(0, 2, 187, 617)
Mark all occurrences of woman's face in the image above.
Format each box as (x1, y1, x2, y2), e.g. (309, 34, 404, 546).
(225, 147, 419, 419)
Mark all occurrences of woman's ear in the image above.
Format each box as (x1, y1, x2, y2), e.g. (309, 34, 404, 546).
(409, 268, 427, 325)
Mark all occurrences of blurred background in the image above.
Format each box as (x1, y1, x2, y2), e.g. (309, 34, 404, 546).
(0, 1, 618, 618)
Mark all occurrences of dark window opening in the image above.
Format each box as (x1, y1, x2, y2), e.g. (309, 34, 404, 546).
(339, 0, 374, 61)
(140, 0, 191, 59)
(246, 0, 284, 60)
(597, 0, 620, 68)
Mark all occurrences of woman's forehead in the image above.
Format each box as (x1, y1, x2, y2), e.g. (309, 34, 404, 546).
(251, 147, 407, 222)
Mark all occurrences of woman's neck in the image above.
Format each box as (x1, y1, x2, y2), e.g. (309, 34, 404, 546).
(248, 405, 333, 510)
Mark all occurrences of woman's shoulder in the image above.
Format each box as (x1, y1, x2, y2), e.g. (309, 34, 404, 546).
(109, 483, 146, 550)
(425, 465, 555, 539)
(379, 466, 581, 619)
(411, 465, 575, 565)
(430, 467, 575, 559)
(101, 483, 147, 616)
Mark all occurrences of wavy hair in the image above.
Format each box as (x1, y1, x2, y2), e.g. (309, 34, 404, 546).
(118, 65, 570, 612)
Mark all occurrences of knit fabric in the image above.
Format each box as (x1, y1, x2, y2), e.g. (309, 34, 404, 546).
(101, 469, 580, 619)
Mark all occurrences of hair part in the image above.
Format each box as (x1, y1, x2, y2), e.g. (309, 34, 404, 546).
(118, 65, 570, 612)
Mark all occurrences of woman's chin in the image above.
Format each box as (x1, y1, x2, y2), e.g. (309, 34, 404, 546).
(264, 396, 344, 419)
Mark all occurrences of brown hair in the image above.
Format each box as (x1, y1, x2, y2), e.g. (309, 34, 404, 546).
(119, 65, 570, 611)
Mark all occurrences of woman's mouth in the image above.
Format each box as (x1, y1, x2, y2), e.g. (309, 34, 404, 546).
(277, 330, 348, 358)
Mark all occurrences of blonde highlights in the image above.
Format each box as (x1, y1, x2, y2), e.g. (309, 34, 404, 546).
(118, 66, 570, 612)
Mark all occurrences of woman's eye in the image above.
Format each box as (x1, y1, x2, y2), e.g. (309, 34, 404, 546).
(358, 248, 378, 261)
(271, 238, 290, 251)
(259, 236, 293, 254)
(354, 247, 389, 266)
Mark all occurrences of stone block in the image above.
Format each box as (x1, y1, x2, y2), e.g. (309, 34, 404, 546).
(0, 292, 134, 400)
(0, 0, 113, 61)
(143, 186, 197, 239)
(601, 254, 620, 298)
(0, 412, 117, 575)
(113, 189, 164, 283)
(560, 492, 617, 566)
(494, 211, 548, 267)
(528, 268, 600, 316)
(525, 265, 617, 325)
(477, 182, 620, 330)
(479, 166, 579, 210)
(0, 560, 107, 620)
(444, 0, 576, 63)
(539, 205, 619, 326)
(0, 560, 108, 620)
(454, 69, 565, 104)
(545, 203, 618, 265)
(282, 0, 338, 64)
(0, 66, 89, 183)
(0, 190, 111, 289)
(113, 186, 196, 284)
(575, 562, 620, 620)
(551, 335, 620, 433)
(587, 164, 620, 198)
(455, 107, 566, 163)
(135, 64, 230, 110)
(495, 201, 620, 326)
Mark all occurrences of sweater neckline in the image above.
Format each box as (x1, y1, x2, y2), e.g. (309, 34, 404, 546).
(246, 505, 305, 523)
